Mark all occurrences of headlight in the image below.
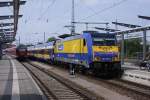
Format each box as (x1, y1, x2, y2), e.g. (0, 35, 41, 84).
(95, 56, 101, 61)
(113, 57, 119, 61)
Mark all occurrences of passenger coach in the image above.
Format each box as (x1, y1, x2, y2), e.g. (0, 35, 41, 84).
(28, 42, 54, 63)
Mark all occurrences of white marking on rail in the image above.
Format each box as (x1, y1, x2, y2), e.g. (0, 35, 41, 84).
(122, 71, 150, 87)
(9, 57, 20, 100)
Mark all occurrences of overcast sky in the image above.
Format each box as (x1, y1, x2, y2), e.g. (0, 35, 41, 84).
(1, 0, 150, 44)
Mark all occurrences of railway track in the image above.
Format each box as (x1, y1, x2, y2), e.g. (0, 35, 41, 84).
(102, 79, 150, 98)
(24, 60, 150, 100)
(58, 62, 150, 99)
(83, 74, 150, 100)
(21, 62, 100, 100)
(42, 61, 150, 99)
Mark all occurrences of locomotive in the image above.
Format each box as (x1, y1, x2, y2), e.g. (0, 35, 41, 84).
(16, 44, 27, 60)
(4, 44, 27, 60)
(27, 31, 122, 76)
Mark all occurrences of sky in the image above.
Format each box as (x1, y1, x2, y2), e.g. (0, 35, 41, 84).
(0, 0, 150, 44)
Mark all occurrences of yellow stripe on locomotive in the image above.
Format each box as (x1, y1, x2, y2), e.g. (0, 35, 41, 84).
(93, 46, 120, 62)
(93, 46, 119, 53)
(55, 38, 88, 54)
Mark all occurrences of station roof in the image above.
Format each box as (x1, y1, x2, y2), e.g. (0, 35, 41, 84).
(0, 1, 26, 7)
(112, 22, 141, 28)
(13, 1, 26, 36)
(138, 15, 150, 20)
(94, 27, 120, 32)
(0, 15, 22, 20)
(0, 28, 14, 32)
(0, 23, 14, 27)
(115, 25, 150, 35)
(0, 1, 26, 43)
(0, 32, 14, 34)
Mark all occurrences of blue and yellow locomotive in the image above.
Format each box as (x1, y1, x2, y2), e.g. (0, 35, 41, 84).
(54, 31, 121, 76)
(27, 31, 121, 76)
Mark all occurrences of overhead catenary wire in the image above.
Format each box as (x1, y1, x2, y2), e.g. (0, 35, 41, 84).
(79, 0, 97, 14)
(24, 0, 56, 24)
(53, 0, 82, 34)
(58, 0, 128, 33)
(24, 0, 129, 38)
(38, 0, 56, 20)
(78, 0, 128, 21)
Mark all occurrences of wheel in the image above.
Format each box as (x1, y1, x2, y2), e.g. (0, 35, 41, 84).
(147, 64, 150, 72)
(148, 67, 150, 72)
(112, 62, 122, 78)
(80, 66, 87, 74)
(139, 66, 142, 70)
(75, 65, 80, 72)
(69, 64, 75, 75)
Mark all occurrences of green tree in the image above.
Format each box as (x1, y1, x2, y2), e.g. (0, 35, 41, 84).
(124, 38, 143, 58)
(47, 37, 56, 42)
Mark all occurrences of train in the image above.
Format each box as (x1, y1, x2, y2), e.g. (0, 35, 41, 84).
(5, 44, 27, 60)
(27, 31, 122, 77)
(16, 44, 27, 60)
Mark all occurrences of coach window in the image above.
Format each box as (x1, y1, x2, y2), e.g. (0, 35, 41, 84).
(41, 50, 44, 54)
(45, 49, 49, 54)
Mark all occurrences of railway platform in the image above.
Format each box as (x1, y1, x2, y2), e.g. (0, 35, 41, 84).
(122, 62, 150, 86)
(0, 55, 46, 100)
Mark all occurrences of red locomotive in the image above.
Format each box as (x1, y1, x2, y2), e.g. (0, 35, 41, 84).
(5, 44, 27, 60)
(16, 45, 27, 60)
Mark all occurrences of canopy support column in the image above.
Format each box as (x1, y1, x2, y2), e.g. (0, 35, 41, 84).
(121, 34, 124, 65)
(143, 30, 147, 60)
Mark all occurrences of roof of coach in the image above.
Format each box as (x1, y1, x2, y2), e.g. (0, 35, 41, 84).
(45, 42, 54, 49)
(46, 41, 54, 45)
(34, 43, 45, 50)
(27, 46, 35, 51)
(28, 41, 54, 50)
(16, 44, 27, 49)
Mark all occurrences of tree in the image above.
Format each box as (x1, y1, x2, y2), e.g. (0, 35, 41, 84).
(124, 38, 149, 58)
(47, 37, 56, 42)
(125, 38, 142, 57)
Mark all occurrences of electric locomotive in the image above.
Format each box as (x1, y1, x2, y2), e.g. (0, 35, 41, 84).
(54, 31, 121, 76)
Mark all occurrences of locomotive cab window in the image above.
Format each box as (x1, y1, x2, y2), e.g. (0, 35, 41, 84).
(91, 33, 117, 46)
